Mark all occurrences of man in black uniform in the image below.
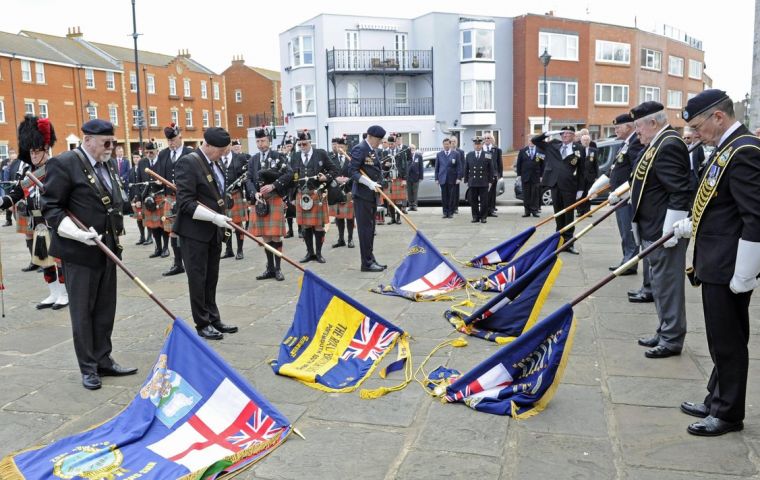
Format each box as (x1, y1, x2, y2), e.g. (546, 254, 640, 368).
(174, 127, 238, 341)
(219, 141, 248, 260)
(483, 133, 502, 216)
(141, 142, 167, 259)
(349, 125, 387, 272)
(464, 137, 493, 223)
(577, 134, 598, 217)
(683, 128, 706, 191)
(534, 126, 584, 254)
(450, 137, 465, 214)
(42, 119, 137, 390)
(329, 137, 355, 248)
(406, 144, 424, 211)
(515, 134, 544, 217)
(673, 90, 760, 436)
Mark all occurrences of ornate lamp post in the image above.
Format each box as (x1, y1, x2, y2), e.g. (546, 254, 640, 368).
(539, 48, 552, 131)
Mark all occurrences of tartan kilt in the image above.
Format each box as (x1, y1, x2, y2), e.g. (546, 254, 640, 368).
(296, 191, 329, 227)
(143, 193, 165, 229)
(387, 178, 407, 203)
(329, 192, 354, 219)
(15, 210, 31, 236)
(226, 190, 248, 224)
(249, 195, 285, 237)
(162, 194, 176, 233)
(131, 202, 143, 221)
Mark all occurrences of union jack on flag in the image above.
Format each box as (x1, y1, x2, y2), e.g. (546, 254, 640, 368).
(226, 405, 285, 451)
(341, 317, 399, 362)
(487, 266, 517, 292)
(445, 363, 513, 402)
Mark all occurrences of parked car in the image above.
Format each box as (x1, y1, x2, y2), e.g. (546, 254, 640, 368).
(514, 138, 625, 206)
(417, 151, 506, 204)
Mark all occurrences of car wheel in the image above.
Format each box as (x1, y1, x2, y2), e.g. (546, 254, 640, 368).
(541, 188, 553, 206)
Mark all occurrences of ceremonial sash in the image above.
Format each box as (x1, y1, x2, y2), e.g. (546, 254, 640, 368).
(630, 130, 684, 217)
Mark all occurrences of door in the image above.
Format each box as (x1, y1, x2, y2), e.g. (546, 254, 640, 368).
(346, 31, 359, 70)
(395, 33, 407, 69)
(347, 81, 360, 116)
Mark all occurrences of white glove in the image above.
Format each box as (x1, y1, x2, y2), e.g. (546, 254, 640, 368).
(662, 209, 688, 248)
(587, 174, 609, 199)
(672, 217, 693, 239)
(730, 239, 760, 294)
(576, 190, 583, 200)
(57, 216, 99, 246)
(358, 175, 380, 191)
(192, 206, 232, 229)
(607, 193, 620, 205)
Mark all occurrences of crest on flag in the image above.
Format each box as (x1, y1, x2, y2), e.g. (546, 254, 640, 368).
(475, 232, 561, 292)
(465, 227, 536, 269)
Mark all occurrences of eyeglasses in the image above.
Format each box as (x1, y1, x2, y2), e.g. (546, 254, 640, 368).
(298, 142, 310, 147)
(689, 111, 715, 131)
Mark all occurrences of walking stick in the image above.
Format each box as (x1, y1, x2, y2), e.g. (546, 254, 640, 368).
(25, 171, 177, 320)
(556, 199, 630, 254)
(534, 184, 611, 228)
(144, 169, 305, 273)
(360, 170, 418, 232)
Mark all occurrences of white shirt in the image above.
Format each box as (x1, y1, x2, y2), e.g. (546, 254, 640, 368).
(717, 121, 743, 150)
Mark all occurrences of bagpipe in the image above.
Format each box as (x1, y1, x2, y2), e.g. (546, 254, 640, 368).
(250, 166, 287, 217)
(138, 180, 164, 211)
(224, 170, 248, 210)
(380, 146, 411, 184)
(296, 175, 328, 211)
(327, 145, 351, 206)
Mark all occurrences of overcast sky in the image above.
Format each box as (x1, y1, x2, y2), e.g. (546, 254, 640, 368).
(3, 0, 754, 100)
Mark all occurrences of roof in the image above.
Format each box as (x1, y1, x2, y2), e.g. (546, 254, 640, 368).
(20, 30, 119, 70)
(90, 42, 216, 75)
(247, 66, 280, 81)
(0, 31, 74, 65)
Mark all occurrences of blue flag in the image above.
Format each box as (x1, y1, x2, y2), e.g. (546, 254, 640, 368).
(445, 254, 562, 343)
(372, 231, 466, 301)
(467, 226, 535, 268)
(442, 304, 576, 418)
(0, 319, 292, 480)
(475, 232, 562, 292)
(272, 270, 410, 395)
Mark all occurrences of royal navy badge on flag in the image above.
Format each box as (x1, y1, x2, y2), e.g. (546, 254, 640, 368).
(52, 442, 126, 480)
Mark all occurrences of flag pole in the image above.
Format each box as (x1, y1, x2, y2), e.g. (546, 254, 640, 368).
(556, 199, 628, 254)
(534, 184, 611, 228)
(144, 169, 306, 273)
(360, 170, 418, 232)
(26, 171, 177, 320)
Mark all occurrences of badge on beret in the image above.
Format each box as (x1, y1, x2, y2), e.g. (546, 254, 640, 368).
(682, 110, 690, 120)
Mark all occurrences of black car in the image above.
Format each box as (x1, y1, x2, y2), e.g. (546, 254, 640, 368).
(514, 138, 624, 206)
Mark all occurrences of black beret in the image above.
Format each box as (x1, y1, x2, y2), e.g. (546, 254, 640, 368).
(82, 119, 114, 136)
(254, 128, 268, 139)
(296, 130, 311, 141)
(612, 113, 633, 125)
(144, 141, 158, 150)
(560, 126, 575, 132)
(683, 89, 730, 121)
(164, 122, 180, 139)
(337, 137, 346, 145)
(231, 139, 241, 146)
(630, 101, 664, 120)
(367, 125, 386, 139)
(204, 127, 231, 148)
(472, 136, 483, 143)
(284, 138, 294, 145)
(387, 135, 396, 142)
(331, 137, 340, 143)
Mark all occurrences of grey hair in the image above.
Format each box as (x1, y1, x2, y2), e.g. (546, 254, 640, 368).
(640, 110, 668, 127)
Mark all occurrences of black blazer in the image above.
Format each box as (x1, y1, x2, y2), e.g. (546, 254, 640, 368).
(349, 140, 382, 202)
(291, 148, 338, 190)
(688, 143, 706, 191)
(220, 153, 247, 192)
(173, 149, 226, 243)
(157, 146, 193, 195)
(464, 151, 493, 188)
(515, 146, 544, 184)
(581, 146, 600, 184)
(407, 152, 425, 183)
(534, 134, 583, 192)
(246, 150, 293, 199)
(485, 145, 503, 178)
(609, 134, 644, 189)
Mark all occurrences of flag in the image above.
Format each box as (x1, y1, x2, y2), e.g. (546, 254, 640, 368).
(475, 232, 562, 292)
(372, 231, 466, 301)
(272, 270, 410, 394)
(466, 226, 535, 268)
(445, 254, 562, 343)
(442, 303, 577, 418)
(0, 318, 291, 480)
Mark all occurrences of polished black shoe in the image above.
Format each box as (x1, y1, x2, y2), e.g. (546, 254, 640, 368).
(98, 363, 138, 377)
(2, 221, 12, 227)
(284, 230, 294, 238)
(198, 325, 223, 340)
(471, 219, 479, 223)
(36, 300, 54, 310)
(256, 269, 276, 280)
(680, 401, 709, 418)
(161, 246, 170, 258)
(372, 260, 387, 269)
(51, 302, 68, 311)
(521, 213, 531, 217)
(82, 373, 102, 390)
(21, 263, 39, 272)
(332, 240, 346, 248)
(645, 345, 680, 358)
(627, 288, 643, 296)
(564, 245, 580, 255)
(135, 237, 146, 245)
(212, 322, 238, 334)
(221, 250, 234, 259)
(314, 254, 326, 264)
(409, 206, 417, 211)
(361, 263, 384, 272)
(488, 213, 498, 218)
(442, 215, 448, 219)
(609, 263, 622, 271)
(637, 336, 659, 348)
(274, 269, 285, 281)
(629, 292, 654, 303)
(347, 239, 355, 248)
(235, 251, 244, 260)
(687, 416, 743, 437)
(149, 249, 162, 258)
(531, 213, 540, 217)
(480, 219, 487, 224)
(143, 237, 153, 245)
(619, 268, 637, 276)
(299, 253, 315, 263)
(162, 265, 185, 276)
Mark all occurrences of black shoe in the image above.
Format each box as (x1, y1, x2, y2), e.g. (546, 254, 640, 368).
(687, 416, 743, 437)
(481, 219, 487, 224)
(36, 300, 55, 310)
(627, 288, 643, 296)
(149, 250, 162, 258)
(161, 246, 170, 258)
(442, 215, 448, 219)
(212, 322, 238, 334)
(680, 401, 709, 418)
(488, 213, 498, 218)
(197, 325, 223, 340)
(51, 302, 68, 311)
(285, 230, 294, 238)
(372, 260, 387, 269)
(235, 251, 244, 260)
(2, 221, 11, 227)
(532, 213, 540, 217)
(629, 292, 654, 303)
(82, 373, 101, 390)
(347, 239, 355, 248)
(143, 237, 153, 245)
(361, 263, 384, 272)
(332, 240, 346, 248)
(409, 206, 417, 211)
(21, 263, 39, 272)
(564, 245, 580, 255)
(221, 250, 234, 259)
(98, 362, 138, 376)
(619, 268, 637, 276)
(274, 269, 285, 281)
(609, 264, 622, 271)
(135, 237, 146, 245)
(256, 269, 276, 280)
(645, 345, 680, 358)
(637, 336, 659, 347)
(471, 219, 479, 223)
(315, 254, 326, 264)
(522, 213, 530, 217)
(298, 230, 303, 239)
(163, 265, 185, 276)
(299, 253, 315, 263)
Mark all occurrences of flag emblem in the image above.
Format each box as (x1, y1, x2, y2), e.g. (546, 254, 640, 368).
(341, 317, 399, 361)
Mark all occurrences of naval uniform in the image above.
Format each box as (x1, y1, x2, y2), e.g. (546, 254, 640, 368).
(464, 149, 494, 222)
(349, 140, 383, 269)
(515, 144, 544, 216)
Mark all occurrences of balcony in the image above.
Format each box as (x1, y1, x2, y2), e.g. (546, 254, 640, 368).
(328, 97, 433, 118)
(326, 49, 433, 75)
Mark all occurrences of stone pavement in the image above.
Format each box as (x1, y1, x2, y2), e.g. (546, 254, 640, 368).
(1, 195, 760, 480)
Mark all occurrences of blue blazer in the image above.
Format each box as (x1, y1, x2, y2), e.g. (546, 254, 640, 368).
(348, 140, 382, 202)
(434, 149, 463, 185)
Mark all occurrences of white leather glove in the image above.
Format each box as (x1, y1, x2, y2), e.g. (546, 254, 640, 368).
(358, 175, 380, 191)
(192, 206, 232, 229)
(57, 216, 99, 246)
(730, 239, 760, 293)
(672, 217, 693, 239)
(587, 174, 609, 199)
(607, 193, 620, 205)
(576, 190, 583, 200)
(662, 209, 688, 248)
(608, 181, 631, 205)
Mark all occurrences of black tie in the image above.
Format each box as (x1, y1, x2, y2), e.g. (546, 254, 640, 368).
(171, 150, 177, 163)
(95, 162, 112, 194)
(211, 162, 224, 195)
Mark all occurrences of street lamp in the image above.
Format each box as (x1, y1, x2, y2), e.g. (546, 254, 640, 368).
(270, 99, 277, 139)
(743, 92, 751, 127)
(539, 48, 552, 131)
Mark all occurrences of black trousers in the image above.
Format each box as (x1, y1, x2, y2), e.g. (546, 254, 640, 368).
(523, 180, 541, 215)
(551, 187, 575, 241)
(702, 282, 753, 422)
(440, 183, 458, 216)
(181, 235, 222, 330)
(488, 179, 498, 213)
(576, 178, 594, 214)
(354, 196, 377, 268)
(64, 260, 117, 375)
(469, 186, 488, 220)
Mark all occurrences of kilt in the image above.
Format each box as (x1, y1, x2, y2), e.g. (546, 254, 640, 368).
(226, 189, 248, 225)
(387, 178, 407, 203)
(329, 192, 354, 219)
(15, 210, 31, 236)
(162, 193, 176, 233)
(249, 195, 285, 237)
(143, 193, 165, 229)
(296, 190, 329, 227)
(131, 202, 143, 221)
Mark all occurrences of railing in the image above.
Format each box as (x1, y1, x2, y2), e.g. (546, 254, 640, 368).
(248, 113, 286, 128)
(328, 97, 433, 118)
(327, 49, 432, 73)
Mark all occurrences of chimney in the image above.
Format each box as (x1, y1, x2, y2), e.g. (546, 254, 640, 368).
(545, 10, 554, 16)
(66, 26, 83, 38)
(178, 49, 191, 59)
(232, 55, 245, 65)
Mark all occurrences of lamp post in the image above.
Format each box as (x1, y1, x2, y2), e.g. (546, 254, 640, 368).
(270, 99, 277, 140)
(209, 76, 215, 128)
(743, 92, 751, 127)
(539, 48, 552, 131)
(131, 0, 144, 153)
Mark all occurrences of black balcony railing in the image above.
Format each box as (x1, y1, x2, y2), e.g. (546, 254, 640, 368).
(327, 49, 432, 73)
(248, 113, 285, 128)
(328, 97, 433, 118)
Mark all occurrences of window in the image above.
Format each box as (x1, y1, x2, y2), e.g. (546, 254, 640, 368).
(214, 111, 221, 127)
(539, 32, 579, 61)
(594, 84, 629, 105)
(639, 85, 661, 102)
(538, 80, 578, 108)
(667, 90, 683, 109)
(106, 71, 115, 90)
(668, 56, 684, 77)
(200, 80, 208, 99)
(0, 101, 5, 123)
(462, 80, 494, 111)
(147, 74, 156, 94)
(290, 35, 314, 67)
(640, 48, 662, 71)
(235, 89, 242, 103)
(236, 114, 244, 127)
(38, 103, 48, 119)
(129, 71, 137, 92)
(183, 78, 191, 97)
(24, 102, 34, 115)
(170, 110, 179, 125)
(87, 105, 97, 120)
(132, 108, 140, 127)
(394, 82, 408, 105)
(185, 110, 193, 128)
(20, 60, 31, 82)
(689, 59, 702, 79)
(461, 29, 494, 61)
(149, 108, 158, 127)
(687, 92, 698, 100)
(0, 145, 7, 160)
(169, 77, 177, 96)
(213, 82, 220, 100)
(595, 40, 630, 64)
(35, 62, 45, 83)
(109, 106, 119, 126)
(461, 30, 473, 59)
(202, 110, 209, 128)
(291, 85, 315, 115)
(85, 68, 95, 88)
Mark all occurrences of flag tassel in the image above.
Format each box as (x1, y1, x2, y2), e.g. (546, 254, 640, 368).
(360, 335, 413, 399)
(0, 456, 23, 480)
(413, 337, 469, 397)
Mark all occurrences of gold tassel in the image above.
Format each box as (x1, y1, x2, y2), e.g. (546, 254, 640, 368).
(413, 337, 469, 397)
(0, 456, 24, 480)
(359, 335, 413, 400)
